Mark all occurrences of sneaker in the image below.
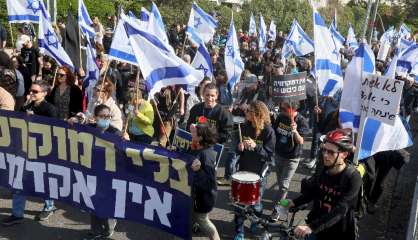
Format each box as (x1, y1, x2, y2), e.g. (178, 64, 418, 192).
(217, 177, 231, 186)
(303, 159, 316, 169)
(269, 207, 280, 222)
(34, 209, 55, 221)
(1, 215, 24, 226)
(233, 233, 244, 240)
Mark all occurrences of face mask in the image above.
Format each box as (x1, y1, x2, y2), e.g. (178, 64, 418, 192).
(97, 119, 111, 130)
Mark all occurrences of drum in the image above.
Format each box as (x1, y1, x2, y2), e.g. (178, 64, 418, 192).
(231, 171, 261, 205)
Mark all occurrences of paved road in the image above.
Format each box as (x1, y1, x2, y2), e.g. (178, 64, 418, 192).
(1, 122, 417, 240)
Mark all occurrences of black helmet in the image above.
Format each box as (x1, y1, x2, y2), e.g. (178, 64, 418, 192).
(323, 129, 354, 153)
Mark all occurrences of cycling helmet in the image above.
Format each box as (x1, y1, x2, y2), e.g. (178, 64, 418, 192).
(323, 129, 354, 152)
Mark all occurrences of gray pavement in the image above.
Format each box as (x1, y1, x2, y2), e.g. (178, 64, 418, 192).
(1, 123, 417, 240)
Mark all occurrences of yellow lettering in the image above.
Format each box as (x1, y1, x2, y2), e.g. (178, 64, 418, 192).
(53, 126, 67, 160)
(0, 116, 11, 147)
(9, 118, 27, 153)
(28, 123, 52, 159)
(126, 147, 143, 167)
(170, 158, 191, 196)
(95, 137, 116, 172)
(68, 130, 93, 168)
(143, 148, 169, 183)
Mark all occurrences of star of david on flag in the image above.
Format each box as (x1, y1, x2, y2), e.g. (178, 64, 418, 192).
(186, 2, 218, 45)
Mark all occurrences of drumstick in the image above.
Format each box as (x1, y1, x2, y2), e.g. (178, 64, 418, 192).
(238, 123, 243, 143)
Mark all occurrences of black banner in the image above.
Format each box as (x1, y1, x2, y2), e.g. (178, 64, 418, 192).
(272, 72, 307, 101)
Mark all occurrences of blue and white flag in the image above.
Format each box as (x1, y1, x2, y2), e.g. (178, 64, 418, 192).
(225, 15, 245, 92)
(399, 23, 411, 40)
(395, 44, 418, 77)
(249, 13, 257, 37)
(78, 0, 95, 39)
(84, 40, 99, 103)
(377, 26, 395, 61)
(108, 13, 138, 66)
(358, 117, 413, 160)
(313, 9, 343, 96)
(258, 14, 267, 53)
(38, 5, 74, 70)
(140, 7, 150, 28)
(148, 2, 173, 52)
(7, 0, 49, 23)
(329, 13, 345, 57)
(268, 20, 277, 41)
(339, 43, 375, 132)
(282, 19, 314, 59)
(124, 17, 203, 98)
(399, 38, 415, 52)
(191, 42, 213, 79)
(346, 24, 359, 49)
(186, 2, 218, 45)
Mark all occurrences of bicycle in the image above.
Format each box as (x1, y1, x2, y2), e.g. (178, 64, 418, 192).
(234, 203, 308, 240)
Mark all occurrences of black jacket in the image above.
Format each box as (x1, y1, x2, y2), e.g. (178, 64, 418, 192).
(293, 165, 362, 239)
(237, 122, 276, 175)
(47, 84, 83, 118)
(22, 100, 57, 118)
(187, 102, 232, 144)
(191, 147, 217, 213)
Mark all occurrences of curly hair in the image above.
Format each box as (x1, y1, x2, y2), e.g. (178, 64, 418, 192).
(248, 100, 271, 137)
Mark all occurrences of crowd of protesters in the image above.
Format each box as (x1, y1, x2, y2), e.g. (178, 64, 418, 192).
(0, 14, 416, 240)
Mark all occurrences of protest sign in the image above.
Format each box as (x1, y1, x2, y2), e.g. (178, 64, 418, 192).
(272, 72, 307, 101)
(173, 128, 224, 168)
(0, 110, 193, 240)
(360, 74, 404, 126)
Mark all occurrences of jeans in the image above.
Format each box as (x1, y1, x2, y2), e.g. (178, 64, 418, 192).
(234, 174, 268, 235)
(222, 129, 239, 180)
(129, 133, 153, 144)
(192, 212, 220, 240)
(12, 193, 54, 217)
(275, 156, 301, 200)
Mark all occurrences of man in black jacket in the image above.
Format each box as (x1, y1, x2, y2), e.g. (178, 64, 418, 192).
(2, 80, 57, 226)
(287, 129, 362, 240)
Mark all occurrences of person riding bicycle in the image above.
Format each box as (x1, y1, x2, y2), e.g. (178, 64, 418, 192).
(285, 129, 362, 240)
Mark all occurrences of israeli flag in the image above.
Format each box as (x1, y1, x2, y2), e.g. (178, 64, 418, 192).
(313, 9, 343, 96)
(225, 15, 244, 91)
(38, 4, 74, 70)
(78, 0, 95, 39)
(259, 14, 267, 53)
(346, 24, 359, 49)
(7, 0, 49, 23)
(377, 26, 395, 61)
(358, 117, 413, 160)
(329, 13, 345, 57)
(128, 11, 137, 19)
(108, 13, 138, 66)
(395, 44, 418, 77)
(84, 40, 99, 103)
(339, 43, 375, 132)
(140, 7, 150, 27)
(191, 42, 213, 79)
(399, 38, 415, 52)
(186, 2, 218, 45)
(123, 17, 203, 98)
(268, 20, 277, 41)
(399, 23, 411, 40)
(249, 13, 257, 37)
(149, 2, 174, 52)
(282, 19, 314, 59)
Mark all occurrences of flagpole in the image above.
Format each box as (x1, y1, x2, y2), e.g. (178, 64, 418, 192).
(361, 0, 373, 42)
(98, 59, 111, 103)
(151, 98, 172, 149)
(369, 0, 380, 44)
(181, 36, 188, 58)
(8, 23, 14, 52)
(51, 68, 58, 89)
(79, 28, 83, 70)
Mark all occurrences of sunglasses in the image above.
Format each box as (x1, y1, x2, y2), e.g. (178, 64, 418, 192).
(57, 73, 66, 77)
(321, 147, 339, 155)
(97, 115, 111, 120)
(29, 89, 43, 94)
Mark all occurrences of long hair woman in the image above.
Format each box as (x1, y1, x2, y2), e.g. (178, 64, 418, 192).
(233, 100, 276, 240)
